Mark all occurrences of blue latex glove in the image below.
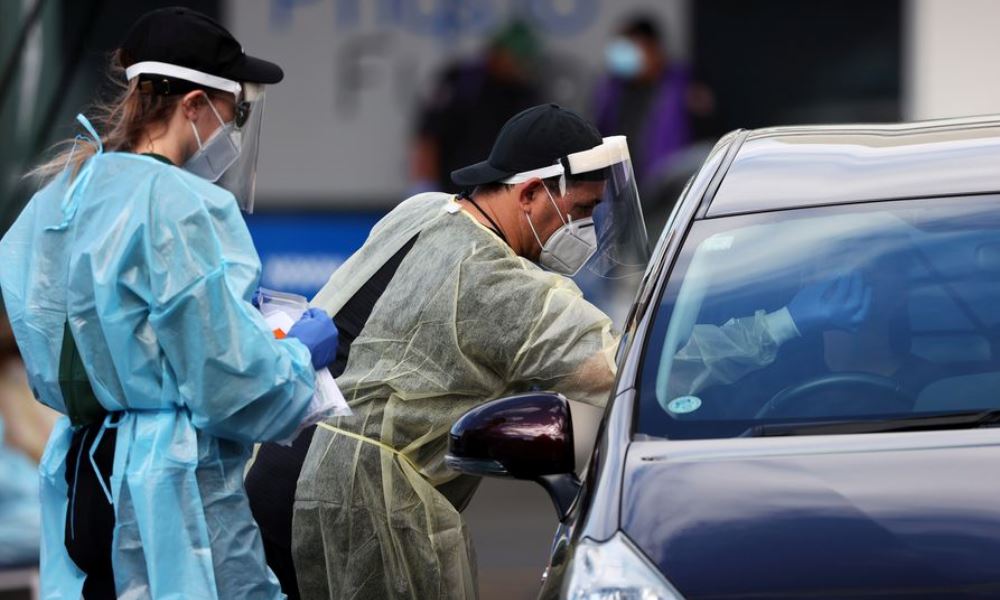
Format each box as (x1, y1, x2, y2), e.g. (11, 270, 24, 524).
(287, 307, 339, 370)
(788, 273, 872, 335)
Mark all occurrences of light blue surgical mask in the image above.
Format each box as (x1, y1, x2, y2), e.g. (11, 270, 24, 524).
(184, 99, 240, 184)
(605, 38, 644, 79)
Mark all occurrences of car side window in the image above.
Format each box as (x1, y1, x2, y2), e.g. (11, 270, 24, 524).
(636, 197, 1000, 440)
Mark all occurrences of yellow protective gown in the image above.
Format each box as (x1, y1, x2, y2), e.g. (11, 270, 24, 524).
(292, 193, 617, 599)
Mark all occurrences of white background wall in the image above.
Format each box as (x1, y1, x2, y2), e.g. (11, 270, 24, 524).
(226, 0, 688, 208)
(906, 0, 1000, 120)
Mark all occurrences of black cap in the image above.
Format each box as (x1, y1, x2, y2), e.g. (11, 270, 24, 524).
(451, 104, 603, 187)
(121, 7, 283, 94)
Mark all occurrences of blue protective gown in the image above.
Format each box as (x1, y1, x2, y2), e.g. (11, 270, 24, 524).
(0, 124, 316, 598)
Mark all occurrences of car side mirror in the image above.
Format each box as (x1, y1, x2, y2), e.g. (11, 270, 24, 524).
(446, 392, 581, 520)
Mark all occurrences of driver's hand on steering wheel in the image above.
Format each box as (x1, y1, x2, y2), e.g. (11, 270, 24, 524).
(788, 272, 872, 335)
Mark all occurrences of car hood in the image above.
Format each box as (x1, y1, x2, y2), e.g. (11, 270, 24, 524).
(621, 429, 1000, 599)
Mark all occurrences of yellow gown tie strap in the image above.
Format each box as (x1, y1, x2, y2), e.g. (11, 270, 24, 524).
(315, 422, 421, 473)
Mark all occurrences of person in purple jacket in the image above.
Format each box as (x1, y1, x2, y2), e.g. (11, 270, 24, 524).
(593, 15, 717, 185)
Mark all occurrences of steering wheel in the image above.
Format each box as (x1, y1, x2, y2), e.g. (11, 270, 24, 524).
(755, 372, 914, 419)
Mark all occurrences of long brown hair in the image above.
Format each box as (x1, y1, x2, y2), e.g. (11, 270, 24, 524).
(30, 49, 198, 182)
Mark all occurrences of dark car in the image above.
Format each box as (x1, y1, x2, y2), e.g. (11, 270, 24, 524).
(447, 116, 1000, 599)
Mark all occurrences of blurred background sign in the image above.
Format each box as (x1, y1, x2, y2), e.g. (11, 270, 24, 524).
(227, 0, 689, 209)
(244, 211, 383, 296)
(9, 0, 1000, 228)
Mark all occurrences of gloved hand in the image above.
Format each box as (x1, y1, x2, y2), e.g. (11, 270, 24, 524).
(788, 273, 872, 335)
(287, 307, 339, 370)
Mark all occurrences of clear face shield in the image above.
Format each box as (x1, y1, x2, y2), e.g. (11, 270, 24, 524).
(507, 136, 650, 326)
(217, 83, 265, 213)
(568, 136, 650, 326)
(567, 136, 650, 281)
(184, 83, 267, 213)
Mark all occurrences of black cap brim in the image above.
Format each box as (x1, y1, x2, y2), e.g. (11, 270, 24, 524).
(228, 53, 284, 84)
(450, 160, 513, 187)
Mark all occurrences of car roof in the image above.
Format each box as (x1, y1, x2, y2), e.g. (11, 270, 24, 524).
(706, 114, 1000, 217)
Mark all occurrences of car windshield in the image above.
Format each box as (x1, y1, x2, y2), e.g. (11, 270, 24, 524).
(636, 196, 1000, 439)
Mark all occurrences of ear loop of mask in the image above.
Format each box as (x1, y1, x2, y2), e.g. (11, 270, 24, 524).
(524, 174, 572, 250)
(524, 206, 546, 250)
(189, 120, 203, 150)
(188, 93, 230, 151)
(545, 174, 574, 228)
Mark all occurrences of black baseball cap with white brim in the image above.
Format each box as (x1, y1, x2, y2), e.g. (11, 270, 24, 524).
(451, 104, 605, 187)
(120, 6, 283, 97)
(453, 103, 650, 282)
(119, 7, 280, 213)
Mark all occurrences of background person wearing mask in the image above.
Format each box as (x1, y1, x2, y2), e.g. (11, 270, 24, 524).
(594, 15, 716, 183)
(0, 316, 46, 569)
(594, 15, 717, 240)
(273, 105, 644, 599)
(0, 8, 338, 599)
(0, 411, 40, 569)
(0, 312, 56, 464)
(0, 311, 55, 569)
(410, 21, 542, 193)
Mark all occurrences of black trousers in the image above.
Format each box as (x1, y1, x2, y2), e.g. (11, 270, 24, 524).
(246, 426, 316, 600)
(64, 421, 118, 599)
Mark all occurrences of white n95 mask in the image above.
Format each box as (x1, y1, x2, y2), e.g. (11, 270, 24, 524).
(525, 185, 598, 276)
(184, 99, 240, 183)
(538, 216, 597, 275)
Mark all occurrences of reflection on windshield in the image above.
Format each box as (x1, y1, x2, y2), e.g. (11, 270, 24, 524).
(638, 198, 1000, 439)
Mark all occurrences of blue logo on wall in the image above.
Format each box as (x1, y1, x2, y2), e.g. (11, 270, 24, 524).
(271, 0, 599, 36)
(245, 211, 384, 298)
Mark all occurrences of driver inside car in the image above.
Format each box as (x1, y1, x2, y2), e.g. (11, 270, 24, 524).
(665, 247, 945, 415)
(667, 272, 871, 398)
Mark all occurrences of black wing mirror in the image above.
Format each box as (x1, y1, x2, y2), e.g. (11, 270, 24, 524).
(446, 392, 581, 520)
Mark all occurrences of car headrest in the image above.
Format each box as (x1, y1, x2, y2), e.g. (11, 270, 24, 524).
(977, 242, 1000, 274)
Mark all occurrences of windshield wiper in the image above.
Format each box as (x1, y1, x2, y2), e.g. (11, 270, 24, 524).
(741, 409, 1000, 437)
